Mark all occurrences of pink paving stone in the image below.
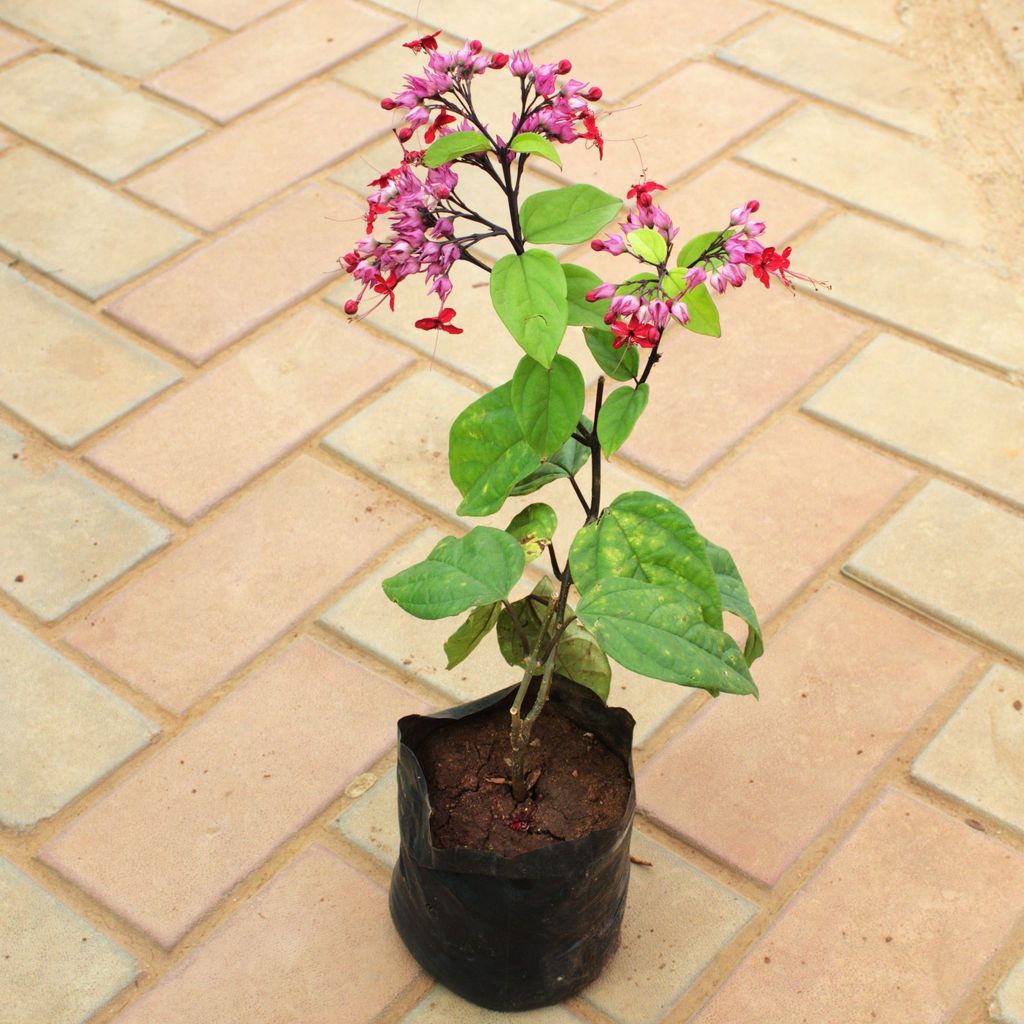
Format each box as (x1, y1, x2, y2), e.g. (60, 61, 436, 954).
(555, 63, 791, 189)
(41, 639, 428, 949)
(128, 81, 383, 231)
(105, 183, 356, 365)
(0, 24, 33, 65)
(682, 414, 915, 623)
(86, 307, 412, 523)
(640, 582, 974, 885)
(621, 287, 862, 486)
(64, 455, 416, 714)
(693, 788, 1024, 1023)
(160, 0, 290, 31)
(145, 0, 402, 123)
(109, 845, 419, 1023)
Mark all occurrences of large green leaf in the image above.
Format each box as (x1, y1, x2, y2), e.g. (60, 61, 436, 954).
(382, 528, 525, 620)
(596, 383, 649, 457)
(521, 184, 622, 245)
(569, 490, 722, 627)
(563, 264, 609, 328)
(628, 228, 668, 264)
(683, 283, 721, 338)
(506, 503, 557, 562)
(511, 353, 585, 458)
(422, 130, 493, 168)
(490, 251, 568, 367)
(510, 416, 591, 496)
(675, 230, 722, 268)
(508, 131, 561, 168)
(449, 383, 541, 516)
(701, 536, 763, 664)
(555, 620, 611, 701)
(444, 602, 501, 669)
(584, 327, 638, 382)
(576, 578, 757, 696)
(497, 577, 555, 666)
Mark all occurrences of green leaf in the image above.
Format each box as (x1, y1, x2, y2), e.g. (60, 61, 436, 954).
(497, 577, 555, 666)
(597, 383, 649, 457)
(555, 620, 611, 701)
(584, 327, 638, 382)
(382, 528, 525, 620)
(449, 383, 541, 516)
(576, 578, 757, 696)
(628, 228, 667, 265)
(490, 251, 568, 367)
(508, 131, 562, 168)
(683, 283, 721, 338)
(563, 264, 609, 328)
(675, 230, 722, 268)
(701, 536, 763, 665)
(422, 130, 493, 168)
(521, 184, 622, 245)
(506, 503, 557, 562)
(444, 602, 501, 669)
(568, 490, 722, 627)
(511, 354, 585, 459)
(510, 419, 591, 496)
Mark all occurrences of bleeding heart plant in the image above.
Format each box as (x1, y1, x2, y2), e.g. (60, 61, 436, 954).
(339, 35, 823, 801)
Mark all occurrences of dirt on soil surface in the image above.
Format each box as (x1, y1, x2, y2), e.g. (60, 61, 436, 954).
(419, 700, 631, 857)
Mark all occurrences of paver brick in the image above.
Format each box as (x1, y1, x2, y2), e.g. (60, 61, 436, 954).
(0, 424, 169, 623)
(146, 0, 402, 123)
(107, 846, 421, 1022)
(771, 0, 906, 42)
(583, 831, 755, 1024)
(330, 768, 400, 867)
(640, 582, 973, 884)
(0, 859, 137, 1024)
(912, 665, 1024, 835)
(683, 414, 914, 622)
(982, 0, 1024, 78)
(994, 955, 1024, 1024)
(0, 264, 179, 448)
(0, 55, 204, 183)
(86, 306, 412, 522)
(0, 23, 33, 65)
(797, 213, 1024, 373)
(0, 0, 209, 79)
(367, 0, 581, 49)
(623, 286, 860, 486)
(541, 0, 762, 102)
(129, 81, 382, 231)
(844, 479, 1024, 659)
(0, 149, 197, 301)
(65, 455, 416, 713)
(805, 333, 1024, 508)
(404, 987, 581, 1022)
(720, 14, 934, 136)
(693, 788, 1024, 1023)
(740, 105, 983, 247)
(0, 613, 156, 830)
(160, 0, 289, 31)
(42, 638, 428, 948)
(106, 183, 355, 364)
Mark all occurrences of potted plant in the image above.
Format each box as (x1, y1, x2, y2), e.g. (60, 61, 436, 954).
(339, 34, 818, 1011)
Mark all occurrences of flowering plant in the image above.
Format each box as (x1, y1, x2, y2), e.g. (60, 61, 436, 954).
(341, 36, 817, 801)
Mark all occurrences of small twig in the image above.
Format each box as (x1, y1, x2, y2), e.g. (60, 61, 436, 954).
(630, 855, 653, 867)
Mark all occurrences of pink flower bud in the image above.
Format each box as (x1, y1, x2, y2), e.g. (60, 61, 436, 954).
(610, 294, 641, 317)
(685, 267, 707, 288)
(343, 299, 359, 315)
(469, 39, 482, 53)
(591, 239, 604, 251)
(584, 86, 602, 101)
(489, 52, 509, 69)
(396, 126, 414, 143)
(556, 59, 572, 74)
(510, 50, 533, 76)
(585, 283, 616, 301)
(670, 301, 690, 325)
(380, 97, 396, 110)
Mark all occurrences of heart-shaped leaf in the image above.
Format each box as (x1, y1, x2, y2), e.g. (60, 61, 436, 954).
(563, 264, 609, 328)
(675, 230, 722, 268)
(444, 601, 501, 669)
(555, 620, 611, 701)
(508, 131, 562, 168)
(511, 354, 585, 458)
(506, 503, 558, 561)
(490, 251, 568, 367)
(701, 535, 763, 664)
(521, 184, 622, 245)
(584, 327, 638, 382)
(510, 418, 591, 496)
(596, 383, 649, 457)
(422, 130, 493, 168)
(628, 228, 667, 264)
(683, 283, 721, 338)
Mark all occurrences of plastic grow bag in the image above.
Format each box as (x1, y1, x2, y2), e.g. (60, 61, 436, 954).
(389, 677, 636, 1011)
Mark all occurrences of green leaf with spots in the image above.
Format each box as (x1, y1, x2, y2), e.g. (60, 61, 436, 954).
(444, 602, 501, 669)
(520, 184, 622, 245)
(683, 283, 721, 338)
(510, 416, 591, 496)
(382, 528, 525, 620)
(568, 490, 722, 628)
(576, 577, 757, 696)
(449, 383, 541, 516)
(596, 383, 649, 457)
(511, 353, 585, 458)
(563, 264, 609, 328)
(422, 130, 493, 168)
(490, 251, 568, 367)
(554, 619, 611, 701)
(497, 577, 555, 666)
(584, 327, 638, 382)
(508, 131, 562, 168)
(701, 536, 763, 665)
(506, 503, 557, 562)
(628, 228, 667, 264)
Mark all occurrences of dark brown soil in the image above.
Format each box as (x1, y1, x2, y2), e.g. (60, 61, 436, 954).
(418, 699, 631, 857)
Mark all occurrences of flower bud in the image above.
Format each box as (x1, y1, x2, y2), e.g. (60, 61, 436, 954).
(343, 299, 359, 315)
(489, 52, 509, 69)
(469, 39, 482, 52)
(591, 239, 604, 251)
(556, 59, 572, 74)
(396, 126, 414, 143)
(584, 86, 602, 101)
(585, 283, 616, 301)
(380, 97, 396, 110)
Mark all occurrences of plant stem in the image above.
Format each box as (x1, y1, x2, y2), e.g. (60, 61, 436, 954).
(587, 377, 605, 524)
(458, 249, 492, 275)
(637, 337, 661, 385)
(547, 543, 563, 581)
(568, 474, 590, 516)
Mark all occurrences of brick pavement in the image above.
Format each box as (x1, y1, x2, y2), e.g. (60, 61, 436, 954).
(1, 2, 1023, 1022)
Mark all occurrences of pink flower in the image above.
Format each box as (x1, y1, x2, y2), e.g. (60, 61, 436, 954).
(611, 316, 658, 349)
(415, 307, 463, 333)
(729, 199, 760, 226)
(403, 30, 441, 53)
(585, 283, 616, 301)
(509, 50, 533, 76)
